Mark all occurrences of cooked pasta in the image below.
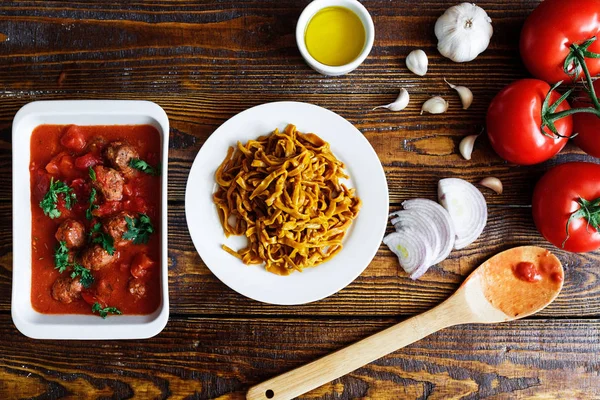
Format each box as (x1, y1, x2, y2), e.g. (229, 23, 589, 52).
(213, 124, 362, 275)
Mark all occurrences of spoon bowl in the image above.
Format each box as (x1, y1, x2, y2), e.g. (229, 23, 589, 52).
(247, 246, 564, 400)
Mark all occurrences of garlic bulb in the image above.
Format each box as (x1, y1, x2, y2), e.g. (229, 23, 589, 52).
(421, 96, 448, 115)
(373, 88, 410, 112)
(435, 3, 493, 63)
(406, 50, 428, 76)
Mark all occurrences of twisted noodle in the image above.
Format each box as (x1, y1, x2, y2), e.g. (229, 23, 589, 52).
(213, 124, 362, 275)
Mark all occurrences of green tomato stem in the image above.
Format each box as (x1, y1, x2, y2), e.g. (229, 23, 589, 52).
(549, 106, 600, 121)
(571, 44, 600, 110)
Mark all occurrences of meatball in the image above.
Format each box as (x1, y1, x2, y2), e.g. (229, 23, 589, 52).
(105, 141, 138, 177)
(51, 276, 83, 304)
(128, 278, 147, 299)
(55, 219, 86, 249)
(105, 211, 135, 246)
(81, 244, 116, 270)
(92, 165, 124, 201)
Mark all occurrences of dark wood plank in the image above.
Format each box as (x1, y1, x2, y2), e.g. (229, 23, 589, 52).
(1, 314, 599, 399)
(0, 94, 596, 206)
(1, 202, 599, 317)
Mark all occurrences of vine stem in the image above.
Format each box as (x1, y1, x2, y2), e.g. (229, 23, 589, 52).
(540, 37, 600, 138)
(571, 43, 600, 110)
(549, 106, 600, 121)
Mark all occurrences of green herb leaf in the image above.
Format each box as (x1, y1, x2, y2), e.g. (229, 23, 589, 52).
(89, 166, 97, 181)
(39, 178, 77, 219)
(86, 188, 98, 220)
(70, 264, 94, 288)
(54, 241, 70, 273)
(91, 302, 122, 319)
(122, 213, 154, 244)
(129, 158, 161, 176)
(88, 222, 101, 241)
(93, 232, 115, 255)
(88, 222, 115, 255)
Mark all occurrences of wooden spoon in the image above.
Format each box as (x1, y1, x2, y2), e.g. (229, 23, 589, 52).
(246, 246, 564, 400)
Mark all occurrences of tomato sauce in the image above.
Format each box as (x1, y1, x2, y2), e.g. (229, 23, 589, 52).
(30, 124, 162, 316)
(480, 247, 563, 318)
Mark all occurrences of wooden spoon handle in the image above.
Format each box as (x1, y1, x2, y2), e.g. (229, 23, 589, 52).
(246, 302, 459, 400)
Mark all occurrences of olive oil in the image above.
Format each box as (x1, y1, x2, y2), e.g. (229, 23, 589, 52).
(304, 7, 366, 67)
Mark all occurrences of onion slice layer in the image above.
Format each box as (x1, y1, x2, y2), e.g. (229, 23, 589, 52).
(438, 178, 487, 250)
(383, 230, 431, 277)
(402, 198, 455, 265)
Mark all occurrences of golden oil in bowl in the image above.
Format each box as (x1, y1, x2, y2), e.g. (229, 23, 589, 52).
(304, 6, 366, 67)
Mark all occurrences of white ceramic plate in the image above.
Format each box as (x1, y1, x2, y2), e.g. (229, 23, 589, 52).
(185, 101, 388, 305)
(12, 100, 170, 339)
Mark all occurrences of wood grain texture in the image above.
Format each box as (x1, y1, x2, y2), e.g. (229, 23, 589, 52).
(1, 203, 599, 317)
(0, 94, 597, 206)
(1, 315, 600, 399)
(2, 0, 600, 398)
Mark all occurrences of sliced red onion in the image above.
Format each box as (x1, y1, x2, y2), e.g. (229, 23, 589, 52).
(438, 178, 487, 250)
(383, 230, 431, 276)
(389, 209, 438, 268)
(402, 199, 455, 265)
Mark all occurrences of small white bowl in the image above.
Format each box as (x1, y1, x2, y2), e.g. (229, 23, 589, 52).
(11, 100, 170, 340)
(296, 0, 375, 76)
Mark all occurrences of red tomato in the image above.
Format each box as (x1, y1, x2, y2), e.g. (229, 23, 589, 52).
(123, 178, 141, 197)
(60, 125, 87, 152)
(46, 152, 77, 178)
(94, 201, 123, 217)
(74, 153, 103, 170)
(532, 162, 600, 253)
(130, 253, 155, 279)
(572, 80, 600, 157)
(32, 169, 50, 202)
(81, 291, 107, 308)
(123, 197, 148, 214)
(520, 0, 600, 84)
(486, 79, 573, 165)
(69, 178, 90, 213)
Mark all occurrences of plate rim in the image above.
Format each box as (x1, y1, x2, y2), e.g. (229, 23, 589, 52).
(185, 101, 389, 305)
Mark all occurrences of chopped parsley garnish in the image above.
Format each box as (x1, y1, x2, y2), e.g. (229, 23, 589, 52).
(89, 222, 102, 236)
(123, 213, 154, 244)
(129, 158, 161, 176)
(88, 166, 96, 181)
(86, 188, 98, 220)
(54, 241, 94, 288)
(70, 264, 94, 288)
(54, 241, 70, 273)
(88, 222, 115, 255)
(39, 178, 76, 219)
(92, 302, 122, 319)
(93, 232, 115, 255)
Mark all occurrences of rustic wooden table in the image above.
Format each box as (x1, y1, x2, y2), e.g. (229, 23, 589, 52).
(1, 0, 600, 398)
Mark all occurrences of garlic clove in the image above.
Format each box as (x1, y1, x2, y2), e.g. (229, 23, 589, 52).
(444, 78, 473, 109)
(421, 96, 448, 115)
(406, 49, 428, 76)
(373, 88, 410, 112)
(479, 177, 503, 194)
(459, 134, 479, 160)
(435, 3, 493, 63)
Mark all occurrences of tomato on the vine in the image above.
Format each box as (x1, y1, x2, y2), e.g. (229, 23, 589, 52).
(520, 0, 600, 84)
(532, 162, 600, 253)
(572, 80, 600, 157)
(486, 79, 573, 165)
